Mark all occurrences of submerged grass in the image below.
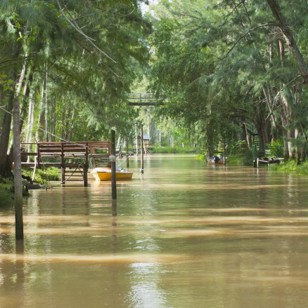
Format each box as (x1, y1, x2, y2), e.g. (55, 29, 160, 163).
(270, 160, 308, 176)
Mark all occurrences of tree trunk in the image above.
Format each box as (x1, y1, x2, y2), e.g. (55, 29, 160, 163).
(279, 89, 295, 159)
(25, 80, 36, 156)
(43, 65, 49, 141)
(0, 92, 14, 176)
(13, 96, 24, 240)
(13, 62, 27, 241)
(0, 43, 22, 177)
(50, 99, 56, 141)
(262, 85, 278, 139)
(242, 123, 252, 149)
(266, 0, 308, 84)
(35, 79, 46, 142)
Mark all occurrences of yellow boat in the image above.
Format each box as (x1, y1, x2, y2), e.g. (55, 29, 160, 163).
(91, 167, 133, 181)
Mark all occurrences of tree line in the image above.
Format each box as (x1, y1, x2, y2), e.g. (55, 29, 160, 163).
(0, 0, 150, 177)
(147, 0, 308, 160)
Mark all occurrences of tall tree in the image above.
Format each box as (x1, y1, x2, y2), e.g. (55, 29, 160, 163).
(266, 0, 308, 84)
(147, 0, 308, 159)
(0, 0, 150, 176)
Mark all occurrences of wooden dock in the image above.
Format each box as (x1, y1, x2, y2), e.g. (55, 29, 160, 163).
(21, 141, 111, 187)
(254, 157, 284, 168)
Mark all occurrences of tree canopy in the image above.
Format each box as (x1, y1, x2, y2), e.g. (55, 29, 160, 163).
(147, 0, 308, 158)
(0, 0, 151, 175)
(1, 0, 308, 178)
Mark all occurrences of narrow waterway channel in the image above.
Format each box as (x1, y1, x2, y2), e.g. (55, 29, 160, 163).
(1, 155, 308, 308)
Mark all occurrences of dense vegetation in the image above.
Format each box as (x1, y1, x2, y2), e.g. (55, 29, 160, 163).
(147, 0, 308, 160)
(1, 0, 308, 203)
(0, 0, 151, 173)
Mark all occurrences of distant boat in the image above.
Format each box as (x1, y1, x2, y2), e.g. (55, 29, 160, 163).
(207, 156, 226, 165)
(91, 167, 133, 181)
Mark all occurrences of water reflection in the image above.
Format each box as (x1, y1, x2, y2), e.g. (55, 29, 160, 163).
(1, 155, 308, 307)
(129, 263, 168, 308)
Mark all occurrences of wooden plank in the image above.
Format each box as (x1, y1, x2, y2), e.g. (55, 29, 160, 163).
(128, 102, 160, 106)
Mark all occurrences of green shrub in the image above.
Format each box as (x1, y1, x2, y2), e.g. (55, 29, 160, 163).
(267, 140, 284, 157)
(270, 160, 308, 175)
(22, 167, 60, 184)
(226, 140, 253, 166)
(0, 177, 14, 208)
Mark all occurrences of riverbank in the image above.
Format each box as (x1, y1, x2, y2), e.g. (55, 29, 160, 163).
(270, 160, 308, 176)
(204, 153, 308, 177)
(0, 168, 60, 207)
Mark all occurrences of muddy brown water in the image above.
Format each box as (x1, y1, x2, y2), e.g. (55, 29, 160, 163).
(1, 155, 308, 308)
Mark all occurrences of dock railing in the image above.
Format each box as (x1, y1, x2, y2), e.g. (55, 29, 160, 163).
(21, 141, 111, 186)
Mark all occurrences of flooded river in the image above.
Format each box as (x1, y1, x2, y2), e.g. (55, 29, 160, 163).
(1, 155, 308, 307)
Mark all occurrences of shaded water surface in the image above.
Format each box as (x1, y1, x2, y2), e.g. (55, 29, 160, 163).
(1, 155, 308, 307)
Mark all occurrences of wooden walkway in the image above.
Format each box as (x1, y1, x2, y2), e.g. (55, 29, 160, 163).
(127, 92, 163, 106)
(21, 141, 111, 186)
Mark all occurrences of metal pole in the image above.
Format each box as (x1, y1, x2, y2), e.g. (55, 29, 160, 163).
(111, 129, 117, 201)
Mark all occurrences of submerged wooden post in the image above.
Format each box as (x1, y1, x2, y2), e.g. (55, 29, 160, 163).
(13, 97, 24, 241)
(252, 138, 258, 168)
(83, 144, 89, 187)
(111, 129, 117, 201)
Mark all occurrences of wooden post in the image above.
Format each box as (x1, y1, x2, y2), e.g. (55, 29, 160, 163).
(84, 144, 89, 187)
(13, 97, 24, 241)
(126, 137, 129, 169)
(135, 124, 139, 156)
(140, 124, 144, 174)
(112, 200, 117, 216)
(252, 137, 258, 168)
(111, 129, 117, 201)
(61, 143, 65, 184)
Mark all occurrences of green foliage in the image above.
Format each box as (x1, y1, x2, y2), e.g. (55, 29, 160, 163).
(0, 188, 13, 208)
(267, 140, 284, 158)
(226, 141, 253, 166)
(0, 0, 151, 147)
(151, 145, 197, 154)
(270, 160, 308, 176)
(1, 0, 308, 174)
(0, 73, 14, 91)
(22, 167, 59, 185)
(0, 176, 13, 208)
(147, 0, 308, 160)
